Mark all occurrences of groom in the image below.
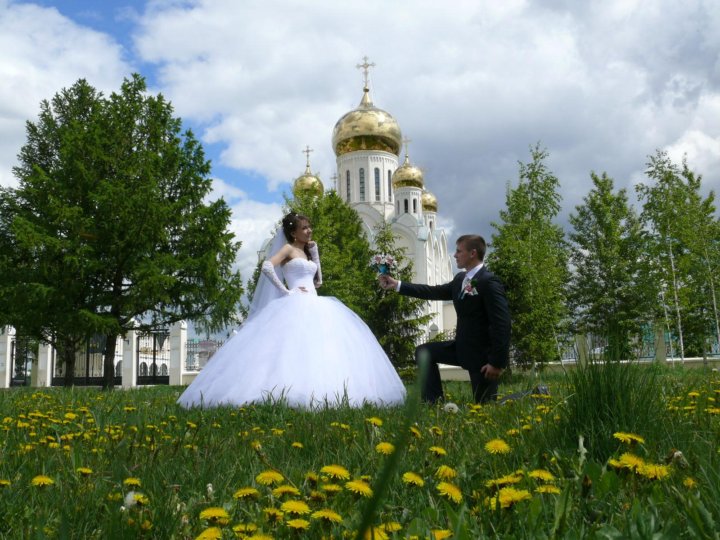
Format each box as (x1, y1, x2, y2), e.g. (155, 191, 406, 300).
(379, 234, 511, 403)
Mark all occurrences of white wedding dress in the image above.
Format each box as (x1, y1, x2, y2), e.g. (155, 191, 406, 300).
(177, 258, 406, 408)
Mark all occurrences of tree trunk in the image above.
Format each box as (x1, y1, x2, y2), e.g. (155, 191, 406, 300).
(102, 333, 118, 390)
(58, 338, 76, 388)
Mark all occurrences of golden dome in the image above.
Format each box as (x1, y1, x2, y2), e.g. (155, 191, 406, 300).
(331, 87, 402, 157)
(292, 168, 323, 198)
(392, 153, 424, 189)
(422, 190, 438, 212)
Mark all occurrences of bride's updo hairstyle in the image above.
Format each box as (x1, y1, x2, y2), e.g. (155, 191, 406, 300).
(282, 212, 312, 260)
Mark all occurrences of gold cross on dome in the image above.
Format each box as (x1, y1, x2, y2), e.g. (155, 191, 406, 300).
(356, 56, 375, 88)
(302, 145, 314, 168)
(402, 136, 412, 158)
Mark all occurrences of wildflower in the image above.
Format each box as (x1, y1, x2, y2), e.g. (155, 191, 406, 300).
(366, 416, 383, 427)
(286, 519, 310, 530)
(430, 426, 443, 436)
(528, 469, 555, 482)
(234, 487, 260, 499)
(311, 508, 343, 523)
(688, 391, 700, 399)
(280, 500, 311, 515)
(382, 522, 402, 532)
(535, 484, 561, 494)
(613, 432, 646, 445)
(362, 527, 389, 540)
(637, 463, 670, 480)
(199, 507, 230, 524)
(196, 527, 223, 540)
(402, 472, 425, 487)
(31, 475, 54, 487)
(429, 446, 447, 457)
(291, 441, 303, 449)
(320, 464, 350, 480)
(132, 492, 149, 506)
(76, 467, 93, 477)
(436, 481, 463, 503)
(247, 534, 273, 540)
(64, 412, 77, 421)
(256, 470, 284, 485)
(0, 479, 10, 487)
(263, 507, 284, 523)
(309, 490, 326, 502)
(272, 485, 301, 497)
(616, 452, 645, 471)
(409, 426, 422, 438)
(206, 483, 214, 498)
(506, 428, 520, 436)
(485, 438, 511, 454)
(486, 487, 532, 509)
(271, 428, 284, 435)
(232, 523, 258, 534)
(320, 483, 342, 494)
(683, 477, 698, 489)
(432, 530, 453, 540)
(123, 477, 142, 487)
(435, 465, 457, 480)
(375, 442, 395, 455)
(346, 479, 373, 497)
(304, 472, 319, 485)
(443, 402, 459, 413)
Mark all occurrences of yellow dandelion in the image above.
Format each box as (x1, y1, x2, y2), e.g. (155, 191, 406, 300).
(233, 523, 258, 534)
(272, 485, 301, 497)
(304, 472, 319, 485)
(123, 477, 141, 487)
(506, 428, 520, 436)
(382, 521, 402, 532)
(435, 465, 457, 480)
(76, 467, 93, 476)
(688, 391, 700, 399)
(31, 475, 54, 487)
(286, 518, 310, 530)
(271, 428, 284, 435)
(320, 464, 350, 480)
(409, 426, 422, 438)
(485, 438, 511, 454)
(280, 500, 311, 515)
(256, 470, 284, 485)
(263, 507, 284, 523)
(617, 452, 645, 471)
(402, 471, 425, 487)
(613, 432, 646, 445)
(535, 484, 561, 494)
(0, 479, 10, 487)
(199, 507, 230, 524)
(132, 493, 149, 506)
(196, 527, 223, 540)
(320, 483, 342, 494)
(309, 490, 326, 502)
(375, 442, 395, 455)
(346, 479, 373, 497)
(487, 486, 532, 509)
(436, 481, 463, 503)
(291, 441, 303, 449)
(528, 469, 555, 482)
(362, 527, 389, 540)
(234, 487, 260, 499)
(683, 477, 698, 489)
(366, 416, 383, 427)
(311, 509, 343, 523)
(247, 535, 274, 540)
(431, 530, 453, 540)
(485, 472, 523, 488)
(637, 463, 670, 480)
(429, 446, 447, 457)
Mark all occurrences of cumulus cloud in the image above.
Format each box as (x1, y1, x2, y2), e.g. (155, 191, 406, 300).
(0, 0, 133, 187)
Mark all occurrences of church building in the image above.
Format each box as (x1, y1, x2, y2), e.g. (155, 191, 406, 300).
(290, 58, 455, 339)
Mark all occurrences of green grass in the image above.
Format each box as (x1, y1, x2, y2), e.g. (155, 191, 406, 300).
(0, 366, 718, 539)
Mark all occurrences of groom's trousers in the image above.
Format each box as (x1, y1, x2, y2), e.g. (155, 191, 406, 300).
(415, 340, 498, 404)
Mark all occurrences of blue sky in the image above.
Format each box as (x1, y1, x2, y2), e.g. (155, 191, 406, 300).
(2, 0, 720, 288)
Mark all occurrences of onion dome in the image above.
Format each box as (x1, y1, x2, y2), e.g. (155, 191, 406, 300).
(292, 148, 323, 198)
(392, 152, 424, 189)
(331, 86, 402, 157)
(422, 190, 438, 212)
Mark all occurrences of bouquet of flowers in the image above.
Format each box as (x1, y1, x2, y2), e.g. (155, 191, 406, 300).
(369, 253, 397, 275)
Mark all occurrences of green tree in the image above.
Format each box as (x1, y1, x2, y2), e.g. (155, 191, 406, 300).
(637, 151, 720, 359)
(0, 75, 243, 388)
(488, 144, 569, 368)
(364, 220, 430, 367)
(567, 172, 648, 359)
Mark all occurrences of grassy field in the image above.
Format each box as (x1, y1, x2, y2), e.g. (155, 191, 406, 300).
(0, 363, 718, 539)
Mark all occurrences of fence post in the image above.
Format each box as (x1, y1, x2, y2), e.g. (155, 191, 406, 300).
(122, 323, 139, 389)
(0, 326, 15, 388)
(575, 334, 589, 366)
(169, 321, 187, 386)
(32, 342, 54, 387)
(654, 325, 666, 364)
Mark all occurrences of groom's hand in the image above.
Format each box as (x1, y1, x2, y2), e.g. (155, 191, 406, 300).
(480, 364, 503, 381)
(378, 274, 398, 290)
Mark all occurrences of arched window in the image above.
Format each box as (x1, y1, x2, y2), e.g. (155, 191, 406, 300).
(359, 168, 365, 201)
(413, 198, 417, 213)
(374, 168, 380, 202)
(387, 170, 392, 201)
(346, 171, 351, 202)
(404, 199, 409, 213)
(396, 200, 400, 214)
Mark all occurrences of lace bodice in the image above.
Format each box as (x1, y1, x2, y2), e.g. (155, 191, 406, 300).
(282, 258, 318, 294)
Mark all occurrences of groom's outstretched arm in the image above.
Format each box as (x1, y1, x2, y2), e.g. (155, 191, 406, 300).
(380, 274, 454, 301)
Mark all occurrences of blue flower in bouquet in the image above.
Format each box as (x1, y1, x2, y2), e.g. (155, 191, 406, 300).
(369, 253, 397, 275)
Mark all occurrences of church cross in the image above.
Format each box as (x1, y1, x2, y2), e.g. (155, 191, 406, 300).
(356, 56, 375, 88)
(402, 137, 412, 158)
(302, 145, 314, 168)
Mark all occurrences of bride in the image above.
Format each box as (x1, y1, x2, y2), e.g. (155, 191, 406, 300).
(177, 212, 406, 408)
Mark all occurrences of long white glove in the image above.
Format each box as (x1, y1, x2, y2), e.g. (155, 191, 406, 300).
(309, 244, 322, 287)
(261, 261, 290, 295)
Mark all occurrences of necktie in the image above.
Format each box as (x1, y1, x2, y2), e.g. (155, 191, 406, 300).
(459, 273, 471, 299)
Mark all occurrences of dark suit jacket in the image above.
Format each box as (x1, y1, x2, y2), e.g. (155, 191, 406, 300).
(399, 266, 511, 371)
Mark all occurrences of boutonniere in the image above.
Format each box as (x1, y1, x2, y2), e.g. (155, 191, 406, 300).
(461, 278, 479, 298)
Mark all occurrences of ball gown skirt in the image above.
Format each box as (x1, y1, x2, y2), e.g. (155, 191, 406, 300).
(177, 259, 406, 408)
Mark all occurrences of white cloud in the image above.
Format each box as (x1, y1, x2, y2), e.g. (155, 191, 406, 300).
(0, 1, 133, 187)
